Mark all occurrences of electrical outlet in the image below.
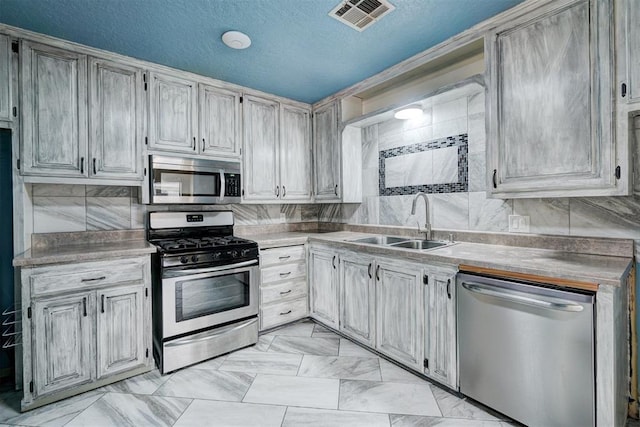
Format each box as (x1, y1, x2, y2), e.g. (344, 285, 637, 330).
(508, 215, 530, 233)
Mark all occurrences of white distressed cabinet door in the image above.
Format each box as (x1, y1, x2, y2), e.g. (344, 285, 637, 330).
(198, 84, 240, 158)
(96, 285, 145, 378)
(425, 268, 457, 389)
(309, 248, 339, 329)
(375, 260, 423, 371)
(625, 0, 640, 103)
(339, 252, 375, 347)
(280, 103, 312, 201)
(313, 101, 341, 201)
(32, 292, 93, 397)
(149, 72, 197, 153)
(21, 41, 88, 177)
(242, 95, 279, 201)
(89, 57, 143, 180)
(0, 34, 11, 122)
(487, 0, 618, 197)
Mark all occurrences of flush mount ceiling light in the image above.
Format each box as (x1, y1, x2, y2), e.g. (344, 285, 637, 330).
(222, 31, 251, 49)
(394, 104, 423, 120)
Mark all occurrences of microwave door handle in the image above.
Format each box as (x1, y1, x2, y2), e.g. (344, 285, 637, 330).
(220, 170, 225, 201)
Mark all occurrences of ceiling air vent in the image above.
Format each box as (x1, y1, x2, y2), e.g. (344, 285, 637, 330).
(329, 0, 395, 32)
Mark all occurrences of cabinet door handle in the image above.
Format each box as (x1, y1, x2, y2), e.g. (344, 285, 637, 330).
(101, 294, 105, 313)
(278, 255, 291, 261)
(492, 169, 497, 189)
(282, 185, 286, 198)
(193, 137, 196, 147)
(332, 255, 336, 269)
(276, 186, 280, 197)
(280, 289, 292, 295)
(375, 265, 380, 281)
(279, 272, 291, 278)
(81, 276, 105, 283)
(92, 158, 97, 175)
(82, 297, 87, 317)
(334, 184, 338, 196)
(80, 157, 84, 174)
(447, 279, 451, 299)
(280, 310, 292, 316)
(367, 263, 372, 279)
(202, 138, 205, 151)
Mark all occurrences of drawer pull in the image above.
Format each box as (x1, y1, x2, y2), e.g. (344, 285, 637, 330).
(280, 310, 292, 316)
(82, 276, 106, 282)
(279, 272, 291, 278)
(280, 289, 292, 295)
(278, 256, 291, 261)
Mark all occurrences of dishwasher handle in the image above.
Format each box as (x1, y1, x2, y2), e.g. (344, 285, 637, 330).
(461, 282, 584, 312)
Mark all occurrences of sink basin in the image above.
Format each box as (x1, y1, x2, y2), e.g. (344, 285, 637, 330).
(389, 240, 449, 250)
(350, 236, 410, 245)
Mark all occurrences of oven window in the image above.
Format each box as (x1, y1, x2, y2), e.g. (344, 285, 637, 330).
(175, 272, 250, 322)
(153, 169, 221, 197)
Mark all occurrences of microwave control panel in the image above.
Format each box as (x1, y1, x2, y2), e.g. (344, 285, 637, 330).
(225, 173, 241, 197)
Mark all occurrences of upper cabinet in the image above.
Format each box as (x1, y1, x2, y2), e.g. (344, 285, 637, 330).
(149, 73, 242, 160)
(279, 103, 312, 201)
(486, 0, 625, 198)
(621, 0, 640, 104)
(242, 95, 279, 201)
(313, 101, 342, 202)
(198, 84, 240, 157)
(21, 41, 88, 178)
(243, 96, 312, 203)
(89, 57, 143, 180)
(0, 34, 13, 124)
(148, 72, 197, 154)
(20, 41, 143, 181)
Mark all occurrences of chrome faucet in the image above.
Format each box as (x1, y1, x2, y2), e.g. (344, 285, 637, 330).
(411, 192, 431, 240)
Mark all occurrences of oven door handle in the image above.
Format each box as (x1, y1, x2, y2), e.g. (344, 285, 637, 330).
(164, 260, 258, 277)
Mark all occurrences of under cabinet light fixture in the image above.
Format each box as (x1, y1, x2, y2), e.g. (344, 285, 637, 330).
(394, 104, 423, 120)
(222, 31, 251, 49)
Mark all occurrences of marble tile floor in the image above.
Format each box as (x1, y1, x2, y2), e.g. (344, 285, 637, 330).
(0, 319, 568, 427)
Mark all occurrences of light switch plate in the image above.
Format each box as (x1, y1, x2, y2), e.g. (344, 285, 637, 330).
(508, 214, 530, 233)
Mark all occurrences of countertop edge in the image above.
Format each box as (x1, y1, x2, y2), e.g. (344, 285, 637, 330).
(13, 242, 157, 268)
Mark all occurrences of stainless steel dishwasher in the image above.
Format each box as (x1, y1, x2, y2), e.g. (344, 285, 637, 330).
(457, 273, 595, 427)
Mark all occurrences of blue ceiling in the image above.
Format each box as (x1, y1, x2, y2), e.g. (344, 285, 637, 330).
(0, 0, 523, 104)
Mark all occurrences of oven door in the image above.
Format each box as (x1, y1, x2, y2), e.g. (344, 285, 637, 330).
(161, 260, 258, 338)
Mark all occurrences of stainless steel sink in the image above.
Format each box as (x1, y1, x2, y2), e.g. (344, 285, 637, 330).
(350, 236, 411, 245)
(389, 240, 449, 250)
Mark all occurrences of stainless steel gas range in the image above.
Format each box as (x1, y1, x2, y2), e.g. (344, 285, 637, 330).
(147, 211, 259, 374)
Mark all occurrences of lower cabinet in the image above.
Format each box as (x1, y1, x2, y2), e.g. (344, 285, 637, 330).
(313, 246, 459, 390)
(375, 258, 424, 372)
(21, 256, 152, 410)
(32, 292, 94, 397)
(308, 246, 339, 329)
(259, 244, 309, 331)
(424, 266, 458, 389)
(96, 285, 145, 378)
(339, 251, 375, 347)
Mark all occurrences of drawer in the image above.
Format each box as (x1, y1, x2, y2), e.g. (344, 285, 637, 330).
(260, 279, 308, 305)
(260, 245, 306, 267)
(260, 297, 308, 331)
(261, 261, 306, 285)
(30, 258, 148, 296)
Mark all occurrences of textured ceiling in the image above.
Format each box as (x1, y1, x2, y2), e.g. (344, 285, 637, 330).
(0, 0, 523, 103)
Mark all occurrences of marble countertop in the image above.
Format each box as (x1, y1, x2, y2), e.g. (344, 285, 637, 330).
(246, 231, 632, 288)
(13, 239, 157, 267)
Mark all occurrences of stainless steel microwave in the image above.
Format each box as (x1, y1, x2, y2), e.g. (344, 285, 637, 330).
(149, 155, 241, 204)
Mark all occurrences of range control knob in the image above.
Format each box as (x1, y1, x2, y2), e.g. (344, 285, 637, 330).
(180, 256, 189, 264)
(241, 249, 251, 257)
(212, 252, 221, 260)
(230, 250, 239, 258)
(191, 255, 199, 263)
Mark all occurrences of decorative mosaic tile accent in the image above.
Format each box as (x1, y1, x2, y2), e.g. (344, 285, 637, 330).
(379, 133, 468, 196)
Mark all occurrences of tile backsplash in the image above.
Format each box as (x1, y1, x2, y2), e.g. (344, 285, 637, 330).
(30, 184, 321, 233)
(340, 82, 640, 253)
